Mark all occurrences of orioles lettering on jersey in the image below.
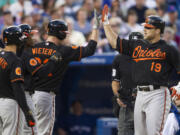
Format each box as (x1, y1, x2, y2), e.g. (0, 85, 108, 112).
(132, 46, 166, 62)
(0, 57, 8, 69)
(32, 48, 56, 56)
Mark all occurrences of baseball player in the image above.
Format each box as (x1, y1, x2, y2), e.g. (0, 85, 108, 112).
(0, 26, 35, 135)
(23, 10, 99, 135)
(18, 24, 63, 135)
(112, 32, 143, 135)
(101, 4, 180, 135)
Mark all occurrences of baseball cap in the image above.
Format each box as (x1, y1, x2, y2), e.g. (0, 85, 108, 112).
(167, 5, 177, 13)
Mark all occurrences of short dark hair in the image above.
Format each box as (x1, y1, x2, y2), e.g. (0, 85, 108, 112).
(3, 10, 11, 15)
(127, 9, 137, 16)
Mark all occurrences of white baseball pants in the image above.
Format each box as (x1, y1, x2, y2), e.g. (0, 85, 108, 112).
(32, 91, 55, 135)
(134, 87, 171, 135)
(0, 98, 24, 135)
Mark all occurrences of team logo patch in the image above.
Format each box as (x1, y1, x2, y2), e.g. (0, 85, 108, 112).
(15, 67, 22, 75)
(29, 58, 37, 66)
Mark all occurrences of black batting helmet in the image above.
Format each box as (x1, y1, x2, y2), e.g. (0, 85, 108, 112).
(129, 32, 144, 40)
(47, 20, 69, 40)
(142, 15, 165, 34)
(3, 26, 23, 46)
(19, 24, 38, 38)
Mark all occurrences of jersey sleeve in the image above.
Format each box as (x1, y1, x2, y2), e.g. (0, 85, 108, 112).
(167, 46, 180, 73)
(112, 56, 121, 81)
(10, 59, 24, 83)
(62, 40, 97, 61)
(116, 36, 135, 56)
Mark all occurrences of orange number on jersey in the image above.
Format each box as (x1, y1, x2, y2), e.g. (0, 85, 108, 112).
(151, 62, 162, 72)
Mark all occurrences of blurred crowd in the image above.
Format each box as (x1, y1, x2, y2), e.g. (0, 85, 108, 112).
(0, 0, 180, 53)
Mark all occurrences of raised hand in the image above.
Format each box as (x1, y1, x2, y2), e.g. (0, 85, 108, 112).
(93, 9, 101, 29)
(102, 4, 109, 25)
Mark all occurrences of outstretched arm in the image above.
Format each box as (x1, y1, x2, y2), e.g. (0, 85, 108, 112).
(102, 4, 118, 49)
(89, 9, 99, 42)
(63, 9, 100, 61)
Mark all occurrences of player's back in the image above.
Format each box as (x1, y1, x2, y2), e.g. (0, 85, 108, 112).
(27, 41, 69, 93)
(0, 50, 23, 99)
(27, 39, 96, 93)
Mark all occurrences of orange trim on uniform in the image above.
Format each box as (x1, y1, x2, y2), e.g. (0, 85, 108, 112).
(49, 96, 55, 135)
(78, 47, 82, 61)
(120, 39, 122, 53)
(159, 89, 167, 133)
(133, 57, 165, 62)
(72, 46, 78, 49)
(11, 78, 24, 83)
(32, 64, 43, 75)
(43, 58, 49, 64)
(16, 106, 20, 135)
(177, 71, 180, 74)
(31, 127, 34, 135)
(48, 73, 53, 77)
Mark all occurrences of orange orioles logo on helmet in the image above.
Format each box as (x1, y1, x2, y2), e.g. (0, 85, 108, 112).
(29, 58, 38, 66)
(15, 67, 22, 76)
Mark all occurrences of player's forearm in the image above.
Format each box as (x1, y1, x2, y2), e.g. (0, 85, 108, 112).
(103, 24, 118, 49)
(81, 40, 97, 58)
(12, 82, 30, 114)
(112, 81, 120, 96)
(89, 29, 99, 42)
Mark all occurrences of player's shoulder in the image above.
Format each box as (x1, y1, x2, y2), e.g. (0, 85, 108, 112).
(57, 44, 79, 53)
(34, 41, 55, 47)
(115, 53, 131, 60)
(113, 54, 124, 64)
(122, 38, 147, 46)
(1, 51, 21, 64)
(161, 40, 179, 52)
(1, 51, 18, 59)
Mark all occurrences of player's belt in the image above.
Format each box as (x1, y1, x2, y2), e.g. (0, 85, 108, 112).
(137, 85, 160, 91)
